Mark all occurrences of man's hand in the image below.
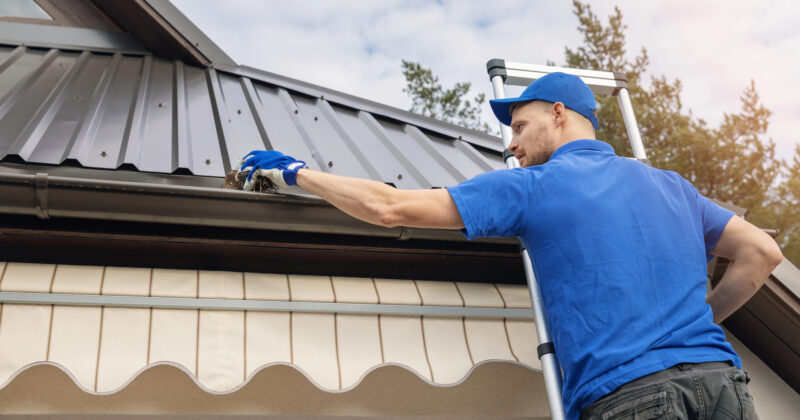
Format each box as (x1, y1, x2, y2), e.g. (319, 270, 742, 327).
(708, 215, 783, 323)
(238, 150, 306, 190)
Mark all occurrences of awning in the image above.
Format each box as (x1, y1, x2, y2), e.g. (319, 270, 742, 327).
(0, 262, 549, 417)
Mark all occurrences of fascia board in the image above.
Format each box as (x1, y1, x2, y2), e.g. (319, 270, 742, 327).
(144, 0, 237, 67)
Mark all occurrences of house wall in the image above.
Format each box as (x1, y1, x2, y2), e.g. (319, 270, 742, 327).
(0, 262, 548, 417)
(0, 262, 798, 417)
(727, 328, 800, 418)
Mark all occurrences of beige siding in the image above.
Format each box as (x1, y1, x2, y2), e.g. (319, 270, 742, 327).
(197, 271, 245, 392)
(0, 263, 54, 386)
(148, 269, 198, 374)
(0, 263, 539, 394)
(3, 262, 799, 419)
(416, 280, 473, 383)
(244, 273, 291, 378)
(332, 277, 383, 388)
(95, 267, 151, 392)
(47, 265, 104, 390)
(289, 275, 339, 389)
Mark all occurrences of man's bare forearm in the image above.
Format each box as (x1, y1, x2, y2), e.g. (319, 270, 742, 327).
(707, 255, 781, 324)
(295, 168, 398, 226)
(294, 168, 464, 230)
(707, 216, 783, 324)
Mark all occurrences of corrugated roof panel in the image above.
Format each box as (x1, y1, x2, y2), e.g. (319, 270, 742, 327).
(405, 127, 478, 183)
(453, 139, 504, 173)
(292, 94, 375, 180)
(0, 46, 506, 189)
(27, 53, 113, 164)
(0, 49, 74, 158)
(132, 58, 175, 172)
(475, 145, 506, 170)
(181, 64, 225, 176)
(214, 72, 273, 173)
(0, 46, 13, 64)
(328, 105, 420, 189)
(9, 50, 88, 162)
(66, 54, 140, 169)
(250, 84, 321, 172)
(377, 119, 461, 188)
(173, 61, 190, 172)
(0, 47, 45, 110)
(358, 111, 434, 189)
(421, 131, 495, 181)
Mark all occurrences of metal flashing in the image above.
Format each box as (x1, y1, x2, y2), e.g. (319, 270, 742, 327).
(0, 291, 534, 319)
(0, 21, 147, 54)
(144, 0, 237, 67)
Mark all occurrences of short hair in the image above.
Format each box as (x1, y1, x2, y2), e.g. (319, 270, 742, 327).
(509, 100, 596, 132)
(508, 101, 530, 117)
(509, 100, 548, 117)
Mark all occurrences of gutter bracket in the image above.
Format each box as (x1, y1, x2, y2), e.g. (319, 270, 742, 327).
(398, 226, 411, 241)
(34, 173, 49, 219)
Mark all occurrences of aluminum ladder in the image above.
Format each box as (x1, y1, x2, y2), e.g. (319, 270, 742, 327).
(486, 59, 648, 420)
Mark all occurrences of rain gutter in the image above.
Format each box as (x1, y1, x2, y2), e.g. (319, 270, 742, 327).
(0, 172, 512, 244)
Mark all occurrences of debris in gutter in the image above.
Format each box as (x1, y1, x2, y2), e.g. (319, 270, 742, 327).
(222, 170, 277, 192)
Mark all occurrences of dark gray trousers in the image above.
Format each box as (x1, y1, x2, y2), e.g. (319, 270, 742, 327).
(580, 362, 758, 419)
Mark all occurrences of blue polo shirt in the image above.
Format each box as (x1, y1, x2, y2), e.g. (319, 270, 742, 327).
(446, 139, 739, 420)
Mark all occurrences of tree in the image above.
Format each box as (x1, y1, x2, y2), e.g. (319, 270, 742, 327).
(400, 1, 797, 264)
(563, 0, 791, 263)
(765, 146, 800, 261)
(401, 60, 493, 133)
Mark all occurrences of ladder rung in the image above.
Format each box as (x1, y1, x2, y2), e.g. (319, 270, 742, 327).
(487, 59, 627, 96)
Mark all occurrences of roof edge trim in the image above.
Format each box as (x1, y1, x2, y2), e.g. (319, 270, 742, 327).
(0, 21, 147, 55)
(144, 0, 237, 66)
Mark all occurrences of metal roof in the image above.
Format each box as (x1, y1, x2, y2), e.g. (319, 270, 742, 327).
(0, 44, 505, 189)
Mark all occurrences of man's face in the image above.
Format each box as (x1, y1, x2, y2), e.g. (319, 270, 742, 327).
(508, 101, 558, 167)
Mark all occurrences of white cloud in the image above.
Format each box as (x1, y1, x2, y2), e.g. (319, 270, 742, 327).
(172, 0, 799, 161)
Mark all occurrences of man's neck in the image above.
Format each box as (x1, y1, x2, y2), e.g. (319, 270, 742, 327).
(555, 132, 596, 151)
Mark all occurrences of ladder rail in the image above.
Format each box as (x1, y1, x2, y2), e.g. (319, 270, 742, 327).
(487, 59, 649, 420)
(617, 87, 646, 160)
(488, 59, 648, 161)
(488, 59, 626, 95)
(489, 72, 566, 420)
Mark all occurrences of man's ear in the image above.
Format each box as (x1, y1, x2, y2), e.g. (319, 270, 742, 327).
(552, 102, 566, 127)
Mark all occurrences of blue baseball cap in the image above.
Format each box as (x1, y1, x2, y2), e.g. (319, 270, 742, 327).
(490, 72, 599, 129)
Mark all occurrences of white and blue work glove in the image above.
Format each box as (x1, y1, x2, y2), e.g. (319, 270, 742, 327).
(238, 150, 306, 190)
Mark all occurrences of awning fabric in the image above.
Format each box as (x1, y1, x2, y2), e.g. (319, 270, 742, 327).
(0, 262, 546, 416)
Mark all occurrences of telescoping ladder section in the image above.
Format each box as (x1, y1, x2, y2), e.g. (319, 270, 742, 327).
(485, 59, 648, 420)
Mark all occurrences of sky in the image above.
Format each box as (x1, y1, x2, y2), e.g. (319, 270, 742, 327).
(172, 0, 799, 163)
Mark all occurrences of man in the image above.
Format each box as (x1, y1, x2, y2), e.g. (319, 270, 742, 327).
(238, 72, 782, 419)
